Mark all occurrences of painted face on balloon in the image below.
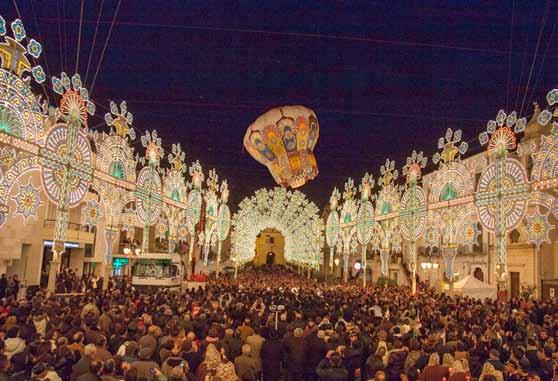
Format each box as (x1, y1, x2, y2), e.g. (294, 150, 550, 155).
(282, 126, 297, 152)
(307, 116, 318, 149)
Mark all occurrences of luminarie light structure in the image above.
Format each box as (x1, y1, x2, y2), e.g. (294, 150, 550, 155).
(400, 150, 427, 294)
(476, 110, 530, 290)
(429, 128, 474, 293)
(231, 187, 323, 270)
(356, 173, 375, 287)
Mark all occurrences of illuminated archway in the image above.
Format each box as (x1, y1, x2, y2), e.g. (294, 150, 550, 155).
(231, 187, 323, 268)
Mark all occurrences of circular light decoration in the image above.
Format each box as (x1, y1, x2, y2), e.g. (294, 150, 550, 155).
(41, 124, 92, 207)
(356, 201, 375, 243)
(186, 189, 202, 235)
(476, 158, 529, 232)
(400, 186, 427, 240)
(326, 210, 340, 247)
(135, 166, 162, 225)
(524, 207, 555, 249)
(243, 106, 319, 188)
(354, 262, 362, 271)
(11, 179, 42, 222)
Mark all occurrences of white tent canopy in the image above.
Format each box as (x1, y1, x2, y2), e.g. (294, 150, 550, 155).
(443, 274, 497, 300)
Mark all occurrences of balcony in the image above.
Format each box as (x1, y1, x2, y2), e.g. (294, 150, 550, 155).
(42, 219, 96, 244)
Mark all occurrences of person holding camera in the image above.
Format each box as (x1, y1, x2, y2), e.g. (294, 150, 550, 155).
(316, 351, 348, 381)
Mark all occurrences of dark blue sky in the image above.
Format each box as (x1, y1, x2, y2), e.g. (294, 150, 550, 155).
(6, 1, 558, 209)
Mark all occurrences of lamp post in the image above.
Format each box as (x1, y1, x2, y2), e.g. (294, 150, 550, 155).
(420, 261, 440, 287)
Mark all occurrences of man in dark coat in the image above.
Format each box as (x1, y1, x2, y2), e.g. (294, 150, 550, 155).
(305, 330, 328, 381)
(261, 329, 283, 381)
(71, 344, 96, 381)
(284, 328, 306, 381)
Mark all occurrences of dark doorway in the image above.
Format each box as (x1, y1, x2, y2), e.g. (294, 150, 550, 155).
(510, 272, 520, 299)
(266, 252, 275, 265)
(473, 267, 484, 282)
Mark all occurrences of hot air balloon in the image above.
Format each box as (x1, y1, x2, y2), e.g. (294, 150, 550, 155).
(244, 106, 319, 188)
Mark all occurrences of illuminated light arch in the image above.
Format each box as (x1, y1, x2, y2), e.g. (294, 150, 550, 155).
(231, 187, 323, 267)
(94, 133, 137, 184)
(428, 161, 474, 203)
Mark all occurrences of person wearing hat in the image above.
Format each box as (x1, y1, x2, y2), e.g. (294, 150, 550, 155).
(32, 362, 62, 381)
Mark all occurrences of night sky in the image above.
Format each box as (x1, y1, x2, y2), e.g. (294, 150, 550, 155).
(5, 1, 558, 210)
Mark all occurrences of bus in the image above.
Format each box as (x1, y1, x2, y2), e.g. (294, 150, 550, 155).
(131, 253, 183, 289)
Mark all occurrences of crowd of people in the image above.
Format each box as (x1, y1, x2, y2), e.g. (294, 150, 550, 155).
(0, 265, 555, 381)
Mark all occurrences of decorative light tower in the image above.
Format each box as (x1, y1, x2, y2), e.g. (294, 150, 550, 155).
(431, 128, 469, 294)
(202, 169, 220, 266)
(339, 178, 358, 282)
(44, 72, 95, 293)
(163, 143, 187, 254)
(95, 100, 136, 289)
(185, 161, 204, 278)
(356, 173, 375, 288)
(400, 150, 427, 295)
(215, 180, 231, 277)
(325, 188, 341, 282)
(136, 130, 164, 253)
(476, 111, 529, 293)
(375, 159, 402, 277)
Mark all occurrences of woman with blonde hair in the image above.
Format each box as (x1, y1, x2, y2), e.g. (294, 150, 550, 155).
(196, 344, 238, 381)
(418, 353, 449, 381)
(448, 360, 467, 381)
(479, 363, 503, 381)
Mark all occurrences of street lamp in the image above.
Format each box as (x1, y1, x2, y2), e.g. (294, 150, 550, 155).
(421, 261, 439, 286)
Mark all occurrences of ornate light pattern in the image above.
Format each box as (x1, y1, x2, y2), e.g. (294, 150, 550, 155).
(81, 199, 100, 228)
(201, 169, 220, 265)
(400, 150, 427, 294)
(531, 89, 558, 183)
(231, 187, 323, 267)
(244, 106, 319, 188)
(375, 158, 402, 276)
(356, 173, 375, 287)
(460, 222, 481, 250)
(325, 188, 340, 270)
(0, 16, 45, 83)
(42, 72, 94, 254)
(524, 207, 555, 250)
(11, 179, 41, 222)
(0, 13, 231, 291)
(476, 109, 530, 287)
(338, 177, 358, 281)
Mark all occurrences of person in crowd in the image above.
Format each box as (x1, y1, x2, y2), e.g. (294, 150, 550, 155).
(316, 351, 348, 381)
(234, 344, 257, 381)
